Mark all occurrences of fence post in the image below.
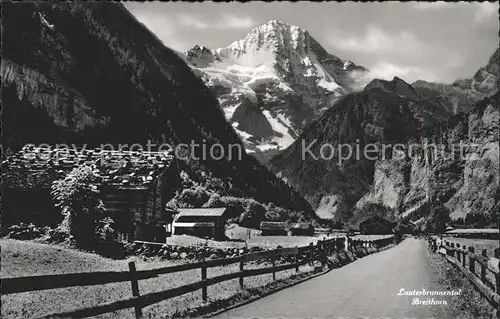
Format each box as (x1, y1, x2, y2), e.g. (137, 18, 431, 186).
(239, 256, 244, 289)
(201, 265, 207, 302)
(320, 240, 326, 267)
(128, 261, 143, 319)
(272, 250, 276, 281)
(309, 242, 313, 266)
(295, 245, 299, 273)
(495, 248, 500, 294)
(450, 243, 455, 258)
(462, 246, 467, 268)
(468, 247, 475, 275)
(480, 249, 487, 284)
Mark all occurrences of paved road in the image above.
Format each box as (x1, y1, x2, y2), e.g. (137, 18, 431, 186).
(211, 238, 457, 319)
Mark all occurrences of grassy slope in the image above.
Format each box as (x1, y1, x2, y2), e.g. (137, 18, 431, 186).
(1, 239, 307, 318)
(427, 246, 497, 319)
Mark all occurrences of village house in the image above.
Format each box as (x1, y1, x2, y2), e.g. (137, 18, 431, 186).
(359, 215, 396, 235)
(1, 145, 180, 242)
(171, 207, 230, 240)
(260, 221, 288, 236)
(289, 223, 315, 236)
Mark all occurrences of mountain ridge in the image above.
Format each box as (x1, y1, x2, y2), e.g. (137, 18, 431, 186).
(269, 48, 498, 226)
(183, 20, 369, 161)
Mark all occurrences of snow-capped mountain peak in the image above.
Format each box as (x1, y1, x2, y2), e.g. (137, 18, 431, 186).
(184, 20, 369, 161)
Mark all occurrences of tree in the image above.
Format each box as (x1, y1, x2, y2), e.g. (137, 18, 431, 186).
(51, 165, 106, 248)
(422, 205, 450, 233)
(239, 200, 266, 228)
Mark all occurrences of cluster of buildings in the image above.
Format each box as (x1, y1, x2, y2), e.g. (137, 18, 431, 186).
(2, 146, 411, 243)
(1, 146, 317, 242)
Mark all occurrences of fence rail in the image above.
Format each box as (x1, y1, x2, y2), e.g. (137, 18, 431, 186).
(2, 235, 395, 319)
(428, 236, 500, 309)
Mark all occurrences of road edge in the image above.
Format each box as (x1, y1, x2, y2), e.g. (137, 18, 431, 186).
(203, 267, 332, 318)
(204, 241, 400, 318)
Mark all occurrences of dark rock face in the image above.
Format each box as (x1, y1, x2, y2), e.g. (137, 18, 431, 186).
(364, 77, 421, 101)
(270, 88, 422, 221)
(367, 94, 499, 225)
(231, 101, 275, 142)
(1, 2, 313, 215)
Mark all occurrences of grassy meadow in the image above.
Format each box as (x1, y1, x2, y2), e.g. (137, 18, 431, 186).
(1, 239, 314, 319)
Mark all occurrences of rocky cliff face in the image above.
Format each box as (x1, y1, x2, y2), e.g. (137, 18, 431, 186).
(357, 94, 498, 226)
(270, 61, 498, 226)
(1, 2, 313, 216)
(363, 77, 453, 127)
(183, 20, 368, 161)
(270, 86, 422, 222)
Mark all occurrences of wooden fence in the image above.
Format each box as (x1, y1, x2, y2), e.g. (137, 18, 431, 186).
(428, 236, 500, 309)
(2, 235, 394, 319)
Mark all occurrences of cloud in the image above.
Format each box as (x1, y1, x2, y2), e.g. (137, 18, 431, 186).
(177, 14, 210, 29)
(328, 25, 466, 82)
(348, 62, 440, 90)
(177, 14, 256, 30)
(412, 2, 499, 25)
(132, 13, 189, 51)
(412, 1, 449, 11)
(474, 2, 499, 24)
(369, 62, 439, 82)
(223, 16, 256, 29)
(329, 27, 426, 59)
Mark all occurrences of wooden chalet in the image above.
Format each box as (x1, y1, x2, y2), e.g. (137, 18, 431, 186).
(171, 208, 230, 240)
(289, 223, 314, 236)
(1, 145, 180, 241)
(260, 221, 288, 236)
(359, 215, 396, 235)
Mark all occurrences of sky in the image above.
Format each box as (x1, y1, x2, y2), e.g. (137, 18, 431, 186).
(125, 2, 499, 84)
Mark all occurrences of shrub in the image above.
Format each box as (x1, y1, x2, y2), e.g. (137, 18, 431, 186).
(239, 200, 266, 228)
(51, 164, 112, 248)
(422, 205, 450, 233)
(168, 186, 211, 208)
(203, 193, 223, 208)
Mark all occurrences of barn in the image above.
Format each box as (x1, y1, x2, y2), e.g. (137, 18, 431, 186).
(289, 223, 314, 236)
(359, 215, 395, 235)
(1, 145, 180, 241)
(171, 208, 230, 240)
(260, 221, 288, 236)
